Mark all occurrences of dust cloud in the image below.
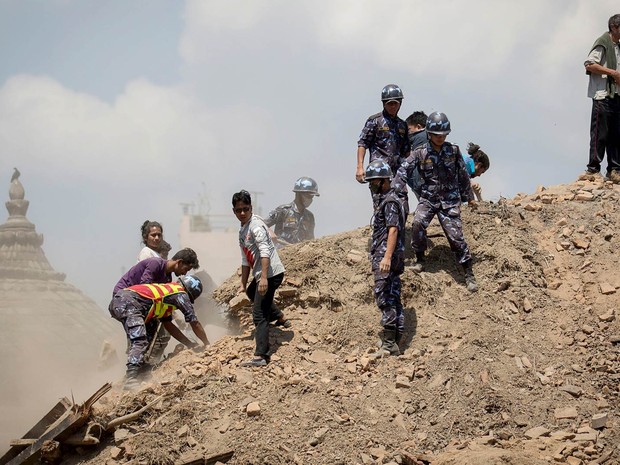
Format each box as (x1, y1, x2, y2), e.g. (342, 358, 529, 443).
(0, 295, 232, 454)
(0, 323, 125, 452)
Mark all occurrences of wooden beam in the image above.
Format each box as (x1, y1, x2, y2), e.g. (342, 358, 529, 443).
(7, 440, 35, 448)
(1, 383, 112, 465)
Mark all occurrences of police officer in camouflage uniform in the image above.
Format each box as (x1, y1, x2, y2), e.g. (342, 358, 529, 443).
(366, 160, 407, 356)
(356, 84, 410, 185)
(409, 112, 478, 292)
(264, 177, 319, 247)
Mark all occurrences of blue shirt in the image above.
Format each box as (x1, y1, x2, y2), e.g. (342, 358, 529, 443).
(463, 154, 476, 177)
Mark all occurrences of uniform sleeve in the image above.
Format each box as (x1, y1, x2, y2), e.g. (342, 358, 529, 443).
(305, 211, 315, 240)
(357, 117, 376, 148)
(401, 124, 411, 158)
(383, 201, 402, 230)
(263, 207, 281, 228)
(455, 147, 475, 202)
(410, 148, 424, 196)
(392, 157, 410, 195)
(166, 293, 198, 323)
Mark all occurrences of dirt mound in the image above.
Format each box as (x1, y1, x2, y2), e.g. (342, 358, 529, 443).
(59, 179, 619, 465)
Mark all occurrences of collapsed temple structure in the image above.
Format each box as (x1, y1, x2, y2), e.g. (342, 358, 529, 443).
(0, 170, 122, 450)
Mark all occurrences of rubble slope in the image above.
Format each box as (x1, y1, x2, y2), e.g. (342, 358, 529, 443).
(65, 179, 618, 465)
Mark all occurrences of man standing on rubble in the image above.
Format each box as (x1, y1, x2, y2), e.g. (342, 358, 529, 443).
(580, 14, 620, 183)
(409, 112, 478, 292)
(366, 160, 407, 357)
(109, 275, 209, 389)
(233, 190, 289, 367)
(356, 84, 410, 184)
(264, 177, 320, 247)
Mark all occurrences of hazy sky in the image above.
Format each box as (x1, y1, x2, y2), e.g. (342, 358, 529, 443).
(0, 0, 616, 308)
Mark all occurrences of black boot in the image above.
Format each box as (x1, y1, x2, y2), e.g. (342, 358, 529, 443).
(123, 365, 142, 391)
(395, 331, 403, 349)
(412, 252, 425, 273)
(462, 260, 478, 292)
(373, 329, 400, 357)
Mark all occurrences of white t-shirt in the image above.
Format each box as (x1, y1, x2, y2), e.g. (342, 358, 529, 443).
(238, 214, 285, 279)
(137, 246, 161, 263)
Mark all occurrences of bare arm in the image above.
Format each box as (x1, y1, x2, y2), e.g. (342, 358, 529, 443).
(258, 257, 270, 295)
(356, 146, 367, 183)
(471, 182, 483, 201)
(163, 320, 196, 348)
(586, 62, 620, 82)
(240, 265, 250, 293)
(189, 321, 209, 346)
(379, 226, 398, 272)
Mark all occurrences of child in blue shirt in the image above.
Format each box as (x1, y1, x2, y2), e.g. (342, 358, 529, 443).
(463, 142, 490, 201)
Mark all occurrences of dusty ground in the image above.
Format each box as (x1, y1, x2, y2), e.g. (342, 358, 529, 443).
(46, 179, 620, 464)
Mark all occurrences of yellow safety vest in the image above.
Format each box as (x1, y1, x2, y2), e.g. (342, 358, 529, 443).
(127, 283, 185, 323)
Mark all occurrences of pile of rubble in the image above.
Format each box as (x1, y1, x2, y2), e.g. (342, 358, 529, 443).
(6, 179, 619, 465)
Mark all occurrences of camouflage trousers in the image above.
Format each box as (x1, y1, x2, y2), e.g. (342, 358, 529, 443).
(108, 292, 157, 368)
(148, 324, 171, 364)
(373, 267, 405, 332)
(411, 201, 471, 264)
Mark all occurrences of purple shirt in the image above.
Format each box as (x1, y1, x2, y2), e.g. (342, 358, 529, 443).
(113, 257, 171, 294)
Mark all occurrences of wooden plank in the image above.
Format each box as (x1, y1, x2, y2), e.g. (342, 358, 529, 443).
(2, 384, 112, 465)
(6, 409, 84, 465)
(7, 440, 35, 448)
(0, 398, 72, 465)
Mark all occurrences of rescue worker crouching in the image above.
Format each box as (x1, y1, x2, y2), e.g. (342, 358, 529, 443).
(264, 177, 320, 247)
(109, 275, 210, 390)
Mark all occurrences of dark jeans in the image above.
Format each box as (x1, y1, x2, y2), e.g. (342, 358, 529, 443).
(588, 95, 620, 175)
(246, 273, 284, 357)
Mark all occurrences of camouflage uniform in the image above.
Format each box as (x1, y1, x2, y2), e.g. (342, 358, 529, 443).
(391, 157, 414, 217)
(109, 289, 197, 367)
(410, 142, 474, 264)
(358, 111, 410, 176)
(264, 201, 315, 245)
(371, 189, 407, 332)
